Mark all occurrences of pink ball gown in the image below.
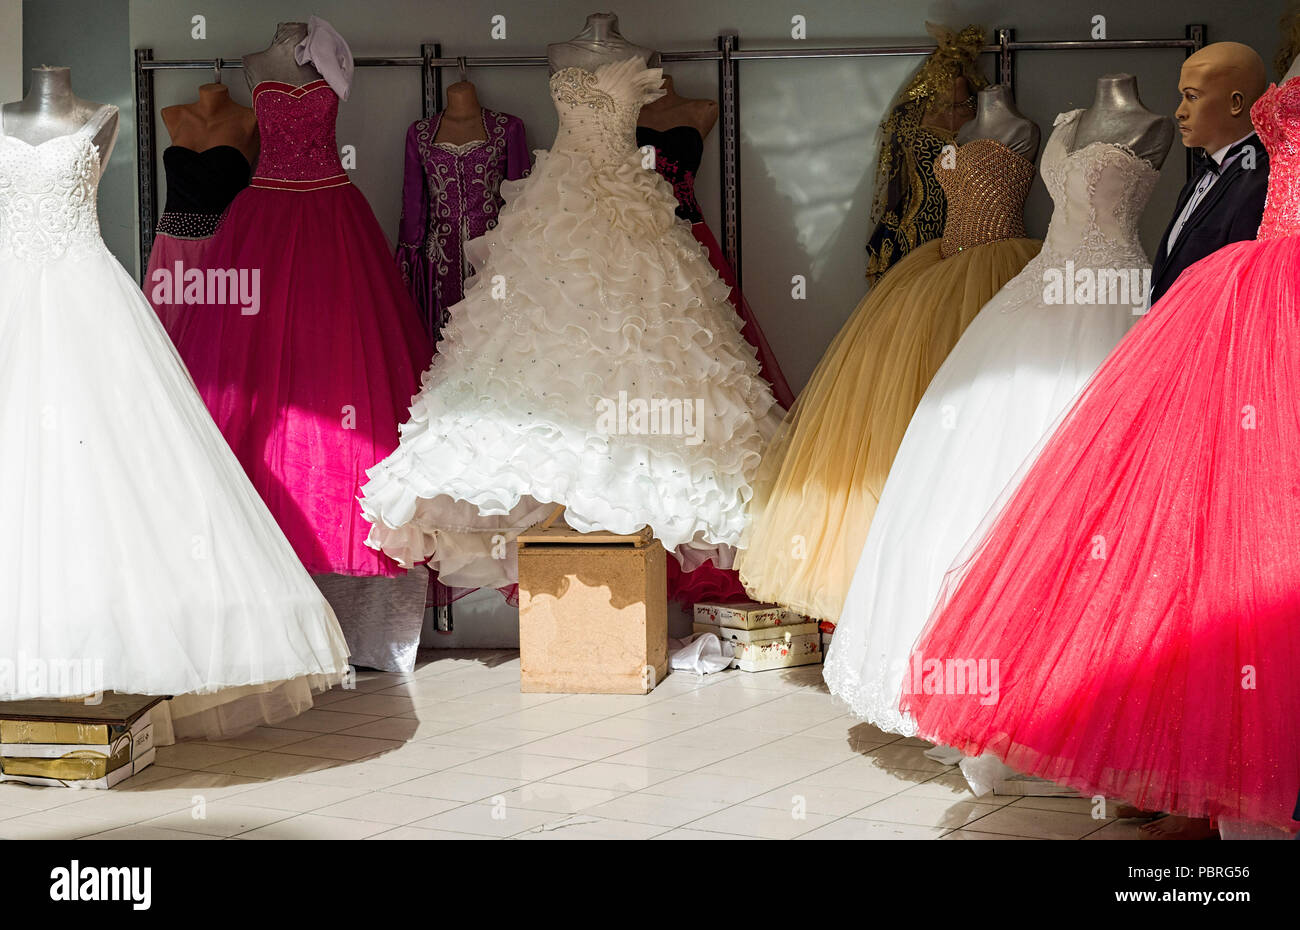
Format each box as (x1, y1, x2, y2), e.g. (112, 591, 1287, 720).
(903, 78, 1300, 831)
(165, 79, 431, 577)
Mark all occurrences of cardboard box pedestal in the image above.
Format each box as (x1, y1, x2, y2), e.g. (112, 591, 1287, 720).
(518, 524, 668, 694)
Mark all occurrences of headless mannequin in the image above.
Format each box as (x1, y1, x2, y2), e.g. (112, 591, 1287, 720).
(548, 12, 659, 73)
(636, 75, 718, 138)
(2, 66, 118, 162)
(957, 85, 1040, 161)
(161, 81, 258, 163)
(920, 76, 976, 134)
(242, 22, 321, 90)
(435, 82, 488, 145)
(1073, 74, 1175, 169)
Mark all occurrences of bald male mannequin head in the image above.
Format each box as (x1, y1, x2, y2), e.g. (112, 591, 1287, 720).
(1176, 42, 1269, 152)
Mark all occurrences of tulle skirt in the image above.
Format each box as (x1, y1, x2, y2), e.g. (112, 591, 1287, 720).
(165, 183, 431, 577)
(360, 142, 781, 588)
(824, 247, 1136, 735)
(735, 235, 1041, 622)
(0, 243, 350, 735)
(905, 235, 1300, 830)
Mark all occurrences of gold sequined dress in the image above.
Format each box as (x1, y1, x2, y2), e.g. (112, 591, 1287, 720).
(736, 138, 1040, 623)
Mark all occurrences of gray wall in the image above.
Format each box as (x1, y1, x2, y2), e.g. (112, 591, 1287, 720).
(29, 0, 1295, 390)
(21, 0, 133, 264)
(1, 1, 19, 102)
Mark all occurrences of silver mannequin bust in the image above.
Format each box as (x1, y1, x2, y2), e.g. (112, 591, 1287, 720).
(547, 12, 659, 74)
(1073, 74, 1175, 169)
(957, 85, 1040, 161)
(2, 66, 118, 161)
(243, 22, 321, 90)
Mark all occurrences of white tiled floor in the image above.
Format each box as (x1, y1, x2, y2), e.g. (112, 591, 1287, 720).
(0, 651, 1142, 840)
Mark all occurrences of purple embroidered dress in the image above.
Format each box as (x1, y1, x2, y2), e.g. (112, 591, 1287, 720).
(396, 109, 529, 340)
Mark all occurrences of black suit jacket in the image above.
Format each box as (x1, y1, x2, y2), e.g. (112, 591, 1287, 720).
(1149, 135, 1270, 304)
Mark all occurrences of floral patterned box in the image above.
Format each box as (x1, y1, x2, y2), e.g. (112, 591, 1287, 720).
(692, 600, 791, 631)
(693, 621, 819, 644)
(729, 632, 822, 672)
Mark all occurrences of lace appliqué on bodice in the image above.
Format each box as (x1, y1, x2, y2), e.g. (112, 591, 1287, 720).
(994, 108, 1159, 314)
(1253, 77, 1300, 240)
(0, 106, 115, 265)
(935, 137, 1034, 257)
(549, 58, 665, 164)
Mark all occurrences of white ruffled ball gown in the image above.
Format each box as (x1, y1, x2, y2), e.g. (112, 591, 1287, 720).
(360, 58, 780, 583)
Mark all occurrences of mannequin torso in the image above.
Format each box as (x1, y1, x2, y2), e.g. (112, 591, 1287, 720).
(2, 66, 118, 162)
(1073, 74, 1175, 168)
(161, 83, 258, 162)
(920, 76, 976, 134)
(435, 82, 488, 145)
(957, 85, 1040, 160)
(636, 75, 717, 138)
(547, 13, 659, 74)
(243, 23, 321, 90)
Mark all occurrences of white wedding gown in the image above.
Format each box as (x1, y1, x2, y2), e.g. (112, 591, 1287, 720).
(361, 57, 780, 586)
(824, 109, 1159, 783)
(0, 105, 351, 743)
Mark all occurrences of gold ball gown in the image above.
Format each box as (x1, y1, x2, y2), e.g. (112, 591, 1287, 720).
(736, 138, 1041, 622)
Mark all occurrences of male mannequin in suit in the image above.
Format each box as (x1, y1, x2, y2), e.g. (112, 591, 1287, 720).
(1148, 42, 1270, 306)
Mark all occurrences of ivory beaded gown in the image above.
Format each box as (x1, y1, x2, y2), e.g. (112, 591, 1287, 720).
(904, 78, 1300, 830)
(736, 138, 1041, 623)
(360, 58, 780, 585)
(0, 105, 349, 741)
(824, 108, 1157, 742)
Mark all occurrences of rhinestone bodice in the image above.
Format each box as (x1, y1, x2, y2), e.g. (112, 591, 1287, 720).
(935, 138, 1034, 257)
(0, 106, 115, 264)
(549, 57, 665, 164)
(1253, 77, 1300, 240)
(251, 80, 347, 187)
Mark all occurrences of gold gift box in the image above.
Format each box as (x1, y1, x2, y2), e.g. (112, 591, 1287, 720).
(1, 738, 133, 780)
(0, 694, 163, 745)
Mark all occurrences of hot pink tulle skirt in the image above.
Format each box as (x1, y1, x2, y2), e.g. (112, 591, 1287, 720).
(163, 183, 431, 577)
(904, 235, 1300, 830)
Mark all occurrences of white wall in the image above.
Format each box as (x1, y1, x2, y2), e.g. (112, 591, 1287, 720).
(0, 0, 20, 103)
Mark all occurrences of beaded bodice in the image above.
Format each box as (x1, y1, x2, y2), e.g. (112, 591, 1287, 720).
(550, 57, 665, 164)
(1253, 77, 1300, 240)
(0, 105, 115, 264)
(935, 138, 1034, 257)
(250, 80, 348, 189)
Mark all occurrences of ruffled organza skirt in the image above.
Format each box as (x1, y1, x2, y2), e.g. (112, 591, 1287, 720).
(360, 142, 781, 587)
(905, 236, 1300, 830)
(0, 244, 351, 741)
(824, 247, 1137, 735)
(165, 183, 431, 577)
(735, 235, 1040, 622)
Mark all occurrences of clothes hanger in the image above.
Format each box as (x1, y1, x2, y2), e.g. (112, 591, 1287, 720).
(213, 58, 223, 85)
(457, 56, 468, 84)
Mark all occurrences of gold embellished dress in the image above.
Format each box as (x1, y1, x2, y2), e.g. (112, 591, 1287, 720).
(736, 138, 1040, 622)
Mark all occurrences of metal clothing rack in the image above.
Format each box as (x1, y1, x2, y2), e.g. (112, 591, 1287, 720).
(135, 24, 1205, 286)
(131, 26, 1205, 633)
